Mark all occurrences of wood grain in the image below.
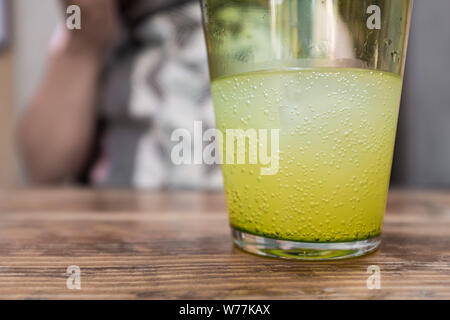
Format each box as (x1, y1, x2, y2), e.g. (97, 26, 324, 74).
(0, 189, 448, 299)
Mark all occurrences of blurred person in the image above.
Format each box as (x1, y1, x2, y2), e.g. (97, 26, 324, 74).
(18, 0, 223, 189)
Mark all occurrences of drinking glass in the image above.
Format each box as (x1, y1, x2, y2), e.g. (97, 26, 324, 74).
(201, 0, 413, 259)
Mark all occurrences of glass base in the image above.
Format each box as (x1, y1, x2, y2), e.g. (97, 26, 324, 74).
(232, 228, 380, 260)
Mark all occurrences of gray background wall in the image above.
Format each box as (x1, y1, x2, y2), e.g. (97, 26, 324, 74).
(13, 0, 59, 112)
(391, 0, 450, 188)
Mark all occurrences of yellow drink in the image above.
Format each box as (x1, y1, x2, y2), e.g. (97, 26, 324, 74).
(211, 68, 402, 242)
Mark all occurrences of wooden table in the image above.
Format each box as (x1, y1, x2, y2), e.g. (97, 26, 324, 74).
(0, 189, 448, 300)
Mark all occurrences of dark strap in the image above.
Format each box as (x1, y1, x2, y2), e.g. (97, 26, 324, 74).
(120, 0, 196, 27)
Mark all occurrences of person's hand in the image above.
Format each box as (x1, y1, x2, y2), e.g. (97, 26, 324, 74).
(61, 0, 119, 56)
